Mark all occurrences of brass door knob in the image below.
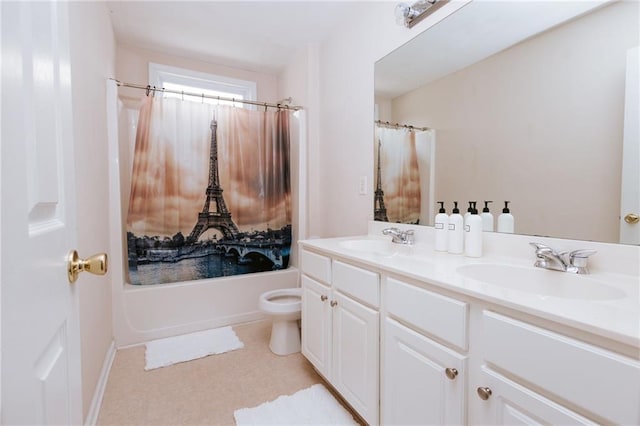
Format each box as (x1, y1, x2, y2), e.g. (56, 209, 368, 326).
(67, 250, 108, 283)
(445, 368, 458, 380)
(624, 213, 639, 224)
(320, 295, 328, 302)
(477, 387, 492, 400)
(330, 300, 338, 307)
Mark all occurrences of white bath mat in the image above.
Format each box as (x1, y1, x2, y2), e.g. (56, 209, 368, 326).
(233, 383, 358, 425)
(144, 326, 244, 371)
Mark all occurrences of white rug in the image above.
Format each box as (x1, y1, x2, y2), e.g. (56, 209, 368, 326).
(233, 384, 358, 425)
(144, 326, 244, 371)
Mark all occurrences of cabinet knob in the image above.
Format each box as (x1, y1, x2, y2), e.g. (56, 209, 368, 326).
(320, 295, 328, 302)
(477, 387, 492, 400)
(445, 368, 458, 380)
(330, 300, 338, 307)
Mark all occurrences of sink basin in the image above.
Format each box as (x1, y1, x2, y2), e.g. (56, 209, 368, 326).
(339, 239, 394, 256)
(456, 264, 626, 300)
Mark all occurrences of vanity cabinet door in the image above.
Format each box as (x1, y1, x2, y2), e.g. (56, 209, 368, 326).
(332, 291, 379, 426)
(474, 367, 596, 425)
(301, 275, 331, 378)
(383, 318, 466, 426)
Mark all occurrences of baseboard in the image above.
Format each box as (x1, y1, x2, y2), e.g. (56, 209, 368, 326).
(84, 340, 116, 426)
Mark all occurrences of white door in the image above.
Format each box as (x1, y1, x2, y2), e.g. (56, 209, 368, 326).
(474, 367, 594, 425)
(382, 318, 466, 426)
(331, 292, 379, 426)
(1, 2, 82, 424)
(300, 275, 331, 378)
(619, 46, 639, 244)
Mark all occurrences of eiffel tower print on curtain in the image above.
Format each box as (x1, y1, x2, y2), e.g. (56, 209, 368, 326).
(187, 119, 240, 243)
(374, 138, 389, 222)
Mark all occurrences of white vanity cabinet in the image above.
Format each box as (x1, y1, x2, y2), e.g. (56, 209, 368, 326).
(473, 311, 640, 425)
(300, 249, 380, 425)
(382, 277, 468, 425)
(299, 241, 640, 426)
(382, 276, 640, 425)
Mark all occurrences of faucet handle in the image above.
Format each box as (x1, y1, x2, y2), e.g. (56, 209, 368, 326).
(529, 242, 550, 251)
(569, 249, 596, 273)
(529, 242, 555, 257)
(403, 229, 415, 244)
(569, 249, 596, 264)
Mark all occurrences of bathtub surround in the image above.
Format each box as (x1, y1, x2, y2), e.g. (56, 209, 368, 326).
(144, 326, 244, 370)
(108, 80, 301, 347)
(234, 383, 358, 425)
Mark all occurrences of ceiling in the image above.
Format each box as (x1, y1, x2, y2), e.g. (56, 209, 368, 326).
(107, 1, 364, 74)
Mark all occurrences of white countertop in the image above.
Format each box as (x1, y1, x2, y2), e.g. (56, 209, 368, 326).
(299, 235, 640, 349)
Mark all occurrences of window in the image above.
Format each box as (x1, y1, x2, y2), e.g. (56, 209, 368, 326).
(148, 62, 257, 108)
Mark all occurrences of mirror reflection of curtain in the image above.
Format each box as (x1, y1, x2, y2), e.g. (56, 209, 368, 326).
(126, 96, 292, 285)
(415, 130, 435, 226)
(375, 126, 423, 224)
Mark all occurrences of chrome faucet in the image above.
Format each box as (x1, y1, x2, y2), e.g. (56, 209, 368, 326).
(529, 242, 596, 274)
(382, 227, 414, 245)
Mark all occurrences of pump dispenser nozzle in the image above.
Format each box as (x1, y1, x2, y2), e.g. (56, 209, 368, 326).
(452, 201, 460, 214)
(481, 201, 494, 232)
(471, 201, 479, 214)
(498, 201, 514, 233)
(437, 201, 446, 213)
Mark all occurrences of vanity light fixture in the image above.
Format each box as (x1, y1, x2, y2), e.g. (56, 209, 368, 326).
(395, 0, 450, 28)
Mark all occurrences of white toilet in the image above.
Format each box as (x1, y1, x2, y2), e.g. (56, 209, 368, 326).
(259, 288, 302, 356)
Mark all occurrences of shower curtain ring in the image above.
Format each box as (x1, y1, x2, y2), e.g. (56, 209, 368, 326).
(264, 103, 268, 112)
(181, 90, 184, 101)
(202, 93, 204, 104)
(146, 85, 150, 96)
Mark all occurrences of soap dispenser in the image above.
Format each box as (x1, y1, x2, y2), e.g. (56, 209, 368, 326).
(465, 202, 482, 257)
(481, 201, 494, 232)
(434, 201, 449, 252)
(448, 201, 464, 254)
(497, 201, 514, 233)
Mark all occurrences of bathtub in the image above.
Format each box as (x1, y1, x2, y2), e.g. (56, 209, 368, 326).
(106, 81, 302, 347)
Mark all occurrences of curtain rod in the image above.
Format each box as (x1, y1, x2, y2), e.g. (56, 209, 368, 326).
(111, 79, 303, 111)
(375, 120, 430, 132)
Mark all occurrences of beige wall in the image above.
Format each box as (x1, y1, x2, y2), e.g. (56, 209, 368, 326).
(278, 44, 321, 256)
(389, 1, 638, 242)
(67, 1, 115, 421)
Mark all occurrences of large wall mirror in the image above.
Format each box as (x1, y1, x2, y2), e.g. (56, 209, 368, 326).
(374, 0, 639, 244)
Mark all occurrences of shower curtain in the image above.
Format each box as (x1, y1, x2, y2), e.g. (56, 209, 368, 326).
(374, 126, 427, 224)
(126, 96, 292, 285)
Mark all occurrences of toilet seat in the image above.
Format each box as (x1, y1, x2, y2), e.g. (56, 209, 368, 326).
(259, 288, 302, 315)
